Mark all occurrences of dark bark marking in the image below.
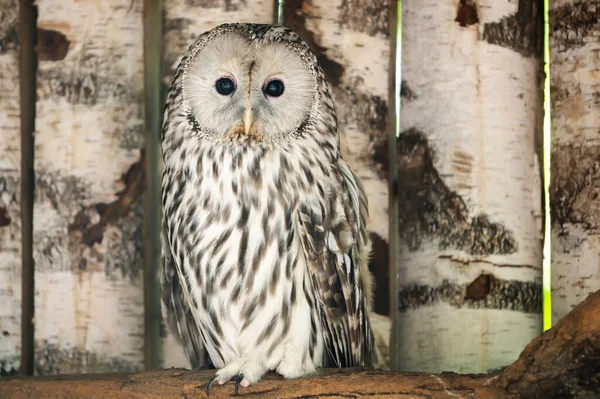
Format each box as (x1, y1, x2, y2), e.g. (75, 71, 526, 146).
(455, 0, 479, 27)
(399, 278, 542, 313)
(164, 17, 194, 34)
(339, 77, 389, 146)
(367, 232, 389, 316)
(550, 1, 600, 50)
(68, 152, 145, 247)
(0, 357, 18, 377)
(38, 44, 138, 107)
(482, 0, 544, 57)
(282, 0, 345, 87)
(0, 25, 17, 55)
(465, 273, 496, 301)
(375, 129, 518, 255)
(339, 0, 390, 37)
(34, 343, 142, 375)
(0, 206, 10, 226)
(36, 28, 70, 61)
(550, 144, 600, 231)
(36, 173, 89, 212)
(400, 80, 416, 101)
(223, 0, 247, 12)
(0, 1, 17, 55)
(184, 0, 219, 7)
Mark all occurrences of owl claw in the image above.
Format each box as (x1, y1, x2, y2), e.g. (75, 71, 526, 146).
(206, 374, 219, 396)
(234, 374, 245, 395)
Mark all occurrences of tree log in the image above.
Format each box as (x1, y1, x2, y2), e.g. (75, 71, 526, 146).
(2, 290, 598, 398)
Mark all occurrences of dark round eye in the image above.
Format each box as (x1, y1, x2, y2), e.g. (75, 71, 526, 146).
(264, 80, 285, 97)
(215, 78, 235, 95)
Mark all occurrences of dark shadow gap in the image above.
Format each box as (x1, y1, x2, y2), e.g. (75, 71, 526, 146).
(387, 0, 401, 372)
(143, 0, 164, 370)
(18, 0, 37, 376)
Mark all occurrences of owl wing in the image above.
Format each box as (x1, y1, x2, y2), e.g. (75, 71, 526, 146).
(297, 159, 376, 368)
(160, 227, 211, 370)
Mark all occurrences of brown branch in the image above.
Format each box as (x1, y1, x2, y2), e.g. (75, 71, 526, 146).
(1, 291, 599, 399)
(0, 368, 511, 399)
(500, 290, 600, 398)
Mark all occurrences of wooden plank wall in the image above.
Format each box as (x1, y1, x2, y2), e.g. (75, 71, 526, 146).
(0, 0, 395, 374)
(0, 0, 21, 376)
(33, 0, 146, 374)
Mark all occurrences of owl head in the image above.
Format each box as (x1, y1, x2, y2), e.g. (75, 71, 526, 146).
(164, 23, 337, 146)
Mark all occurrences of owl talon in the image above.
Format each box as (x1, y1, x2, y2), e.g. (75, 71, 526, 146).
(206, 374, 219, 396)
(234, 374, 245, 395)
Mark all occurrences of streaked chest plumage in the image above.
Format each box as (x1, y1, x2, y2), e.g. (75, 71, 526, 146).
(162, 140, 333, 370)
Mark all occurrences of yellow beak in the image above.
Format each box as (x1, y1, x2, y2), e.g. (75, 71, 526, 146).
(244, 109, 254, 135)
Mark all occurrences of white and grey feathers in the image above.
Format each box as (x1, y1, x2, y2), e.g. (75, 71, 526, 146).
(160, 23, 376, 389)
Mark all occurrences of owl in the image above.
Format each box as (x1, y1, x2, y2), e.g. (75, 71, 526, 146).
(160, 23, 377, 394)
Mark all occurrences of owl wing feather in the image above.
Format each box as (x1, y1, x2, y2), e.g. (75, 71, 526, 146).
(297, 159, 376, 368)
(160, 225, 211, 370)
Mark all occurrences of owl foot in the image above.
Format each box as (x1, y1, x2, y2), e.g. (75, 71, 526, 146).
(234, 374, 244, 395)
(205, 359, 266, 395)
(206, 374, 219, 396)
(206, 373, 244, 396)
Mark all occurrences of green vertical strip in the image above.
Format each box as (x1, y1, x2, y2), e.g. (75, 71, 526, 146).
(395, 0, 402, 138)
(143, 0, 164, 370)
(389, 0, 401, 371)
(274, 0, 284, 25)
(542, 0, 552, 331)
(18, 0, 37, 376)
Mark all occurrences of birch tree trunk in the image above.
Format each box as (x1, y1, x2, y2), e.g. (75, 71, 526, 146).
(33, 0, 146, 374)
(160, 0, 275, 369)
(396, 0, 544, 373)
(282, 0, 392, 315)
(549, 0, 600, 325)
(0, 0, 21, 376)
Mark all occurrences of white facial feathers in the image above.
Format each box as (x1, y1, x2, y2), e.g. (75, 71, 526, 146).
(184, 31, 315, 141)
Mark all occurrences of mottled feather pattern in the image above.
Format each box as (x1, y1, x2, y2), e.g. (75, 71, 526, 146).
(160, 227, 212, 370)
(160, 23, 376, 387)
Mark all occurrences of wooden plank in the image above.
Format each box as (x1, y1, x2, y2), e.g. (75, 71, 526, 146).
(549, 0, 600, 325)
(0, 0, 21, 376)
(281, 0, 392, 318)
(395, 0, 544, 373)
(159, 0, 276, 369)
(33, 0, 146, 374)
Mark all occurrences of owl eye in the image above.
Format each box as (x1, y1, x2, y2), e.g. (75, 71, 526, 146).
(264, 79, 285, 97)
(215, 77, 236, 95)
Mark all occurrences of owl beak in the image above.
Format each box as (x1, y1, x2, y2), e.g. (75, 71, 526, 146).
(243, 108, 254, 135)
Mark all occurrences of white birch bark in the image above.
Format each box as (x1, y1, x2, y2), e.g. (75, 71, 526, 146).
(0, 0, 21, 376)
(396, 0, 544, 373)
(549, 0, 600, 326)
(160, 0, 275, 369)
(33, 0, 146, 374)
